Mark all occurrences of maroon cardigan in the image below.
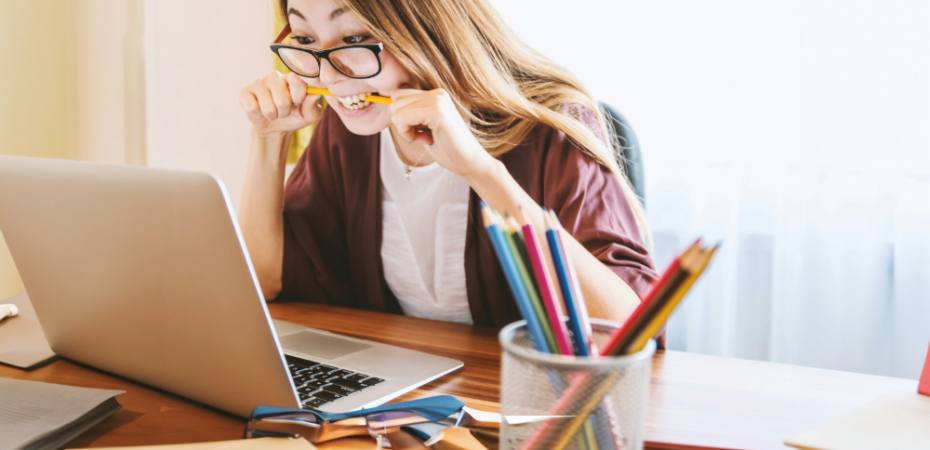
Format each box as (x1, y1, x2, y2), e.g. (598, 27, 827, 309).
(277, 107, 657, 331)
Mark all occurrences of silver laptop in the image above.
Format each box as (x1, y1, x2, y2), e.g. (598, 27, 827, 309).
(0, 155, 462, 417)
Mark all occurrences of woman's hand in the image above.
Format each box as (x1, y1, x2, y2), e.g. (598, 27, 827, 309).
(240, 71, 323, 136)
(390, 87, 494, 179)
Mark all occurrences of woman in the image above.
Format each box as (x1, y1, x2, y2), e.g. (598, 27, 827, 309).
(238, 0, 656, 329)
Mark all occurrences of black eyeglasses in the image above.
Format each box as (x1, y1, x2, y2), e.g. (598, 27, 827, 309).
(270, 23, 384, 80)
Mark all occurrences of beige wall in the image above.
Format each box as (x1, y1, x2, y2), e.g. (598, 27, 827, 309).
(144, 0, 273, 212)
(0, 1, 78, 299)
(75, 0, 147, 165)
(2, 0, 277, 300)
(0, 0, 146, 299)
(0, 1, 78, 161)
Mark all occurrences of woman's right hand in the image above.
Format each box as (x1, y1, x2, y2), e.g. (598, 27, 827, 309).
(239, 71, 323, 136)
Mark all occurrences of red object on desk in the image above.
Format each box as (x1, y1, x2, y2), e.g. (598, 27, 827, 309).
(920, 343, 930, 396)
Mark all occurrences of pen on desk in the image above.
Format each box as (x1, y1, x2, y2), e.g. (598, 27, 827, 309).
(305, 86, 392, 104)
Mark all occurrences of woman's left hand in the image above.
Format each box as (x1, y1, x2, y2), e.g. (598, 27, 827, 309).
(390, 87, 493, 179)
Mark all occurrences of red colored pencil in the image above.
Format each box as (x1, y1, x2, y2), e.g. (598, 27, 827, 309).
(518, 239, 706, 450)
(602, 239, 701, 356)
(520, 219, 574, 355)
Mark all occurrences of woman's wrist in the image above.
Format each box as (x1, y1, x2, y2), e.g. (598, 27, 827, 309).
(252, 127, 289, 145)
(250, 128, 292, 159)
(460, 151, 501, 188)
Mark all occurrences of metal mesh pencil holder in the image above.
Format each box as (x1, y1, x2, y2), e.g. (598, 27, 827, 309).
(499, 319, 655, 450)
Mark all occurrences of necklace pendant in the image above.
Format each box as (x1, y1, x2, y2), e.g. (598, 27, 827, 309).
(404, 167, 411, 181)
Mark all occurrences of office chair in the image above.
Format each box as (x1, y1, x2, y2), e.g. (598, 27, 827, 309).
(599, 102, 645, 206)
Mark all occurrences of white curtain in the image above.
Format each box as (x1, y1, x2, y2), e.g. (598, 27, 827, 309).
(642, 2, 930, 378)
(652, 166, 930, 378)
(494, 0, 930, 378)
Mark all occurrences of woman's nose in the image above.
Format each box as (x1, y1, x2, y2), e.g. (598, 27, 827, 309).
(318, 57, 348, 87)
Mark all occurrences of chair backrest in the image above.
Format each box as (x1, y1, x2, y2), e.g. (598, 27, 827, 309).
(599, 102, 645, 206)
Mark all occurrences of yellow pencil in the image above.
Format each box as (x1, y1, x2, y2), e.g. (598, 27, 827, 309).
(305, 86, 392, 105)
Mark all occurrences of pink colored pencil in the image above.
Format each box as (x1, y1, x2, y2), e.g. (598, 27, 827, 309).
(520, 220, 574, 356)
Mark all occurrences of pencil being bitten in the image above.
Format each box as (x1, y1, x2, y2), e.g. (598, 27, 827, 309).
(305, 86, 392, 105)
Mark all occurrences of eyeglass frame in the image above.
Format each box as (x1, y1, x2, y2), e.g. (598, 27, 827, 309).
(243, 396, 466, 443)
(271, 23, 384, 80)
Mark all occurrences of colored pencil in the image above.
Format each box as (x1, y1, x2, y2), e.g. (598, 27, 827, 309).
(305, 86, 392, 105)
(519, 242, 719, 450)
(507, 210, 603, 450)
(518, 217, 574, 356)
(544, 212, 590, 356)
(548, 211, 595, 353)
(602, 239, 702, 356)
(501, 215, 558, 353)
(480, 203, 550, 353)
(624, 245, 718, 354)
(540, 208, 567, 317)
(542, 212, 612, 450)
(541, 245, 720, 450)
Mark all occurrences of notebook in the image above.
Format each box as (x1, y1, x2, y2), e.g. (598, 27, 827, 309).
(784, 392, 930, 450)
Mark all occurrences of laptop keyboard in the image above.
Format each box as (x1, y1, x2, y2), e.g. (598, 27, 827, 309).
(285, 355, 386, 409)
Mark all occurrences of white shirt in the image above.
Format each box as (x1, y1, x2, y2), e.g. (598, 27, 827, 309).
(379, 128, 473, 324)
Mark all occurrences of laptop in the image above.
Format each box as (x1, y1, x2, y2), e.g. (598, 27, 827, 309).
(0, 155, 463, 417)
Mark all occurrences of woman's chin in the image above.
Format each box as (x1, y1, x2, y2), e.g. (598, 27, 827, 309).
(332, 98, 388, 136)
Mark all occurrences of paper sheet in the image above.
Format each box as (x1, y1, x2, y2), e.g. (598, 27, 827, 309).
(784, 392, 930, 450)
(79, 438, 317, 450)
(0, 378, 124, 450)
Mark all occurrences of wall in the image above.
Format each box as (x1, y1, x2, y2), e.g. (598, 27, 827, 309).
(144, 0, 273, 212)
(75, 0, 147, 165)
(1, 0, 271, 299)
(0, 1, 79, 299)
(0, 0, 146, 299)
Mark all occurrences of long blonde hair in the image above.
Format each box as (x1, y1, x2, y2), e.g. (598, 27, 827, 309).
(277, 0, 650, 243)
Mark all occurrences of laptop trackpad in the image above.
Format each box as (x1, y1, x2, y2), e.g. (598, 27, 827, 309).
(279, 330, 373, 360)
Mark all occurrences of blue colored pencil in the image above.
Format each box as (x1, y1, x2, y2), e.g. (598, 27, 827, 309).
(480, 202, 551, 354)
(544, 210, 614, 450)
(549, 211, 595, 352)
(544, 212, 591, 356)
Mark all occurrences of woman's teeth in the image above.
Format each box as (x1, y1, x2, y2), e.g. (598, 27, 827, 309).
(337, 92, 372, 111)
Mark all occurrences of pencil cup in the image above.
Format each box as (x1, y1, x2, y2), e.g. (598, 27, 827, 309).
(499, 319, 656, 450)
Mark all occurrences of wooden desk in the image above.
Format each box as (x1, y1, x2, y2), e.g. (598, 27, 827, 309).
(0, 302, 917, 450)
